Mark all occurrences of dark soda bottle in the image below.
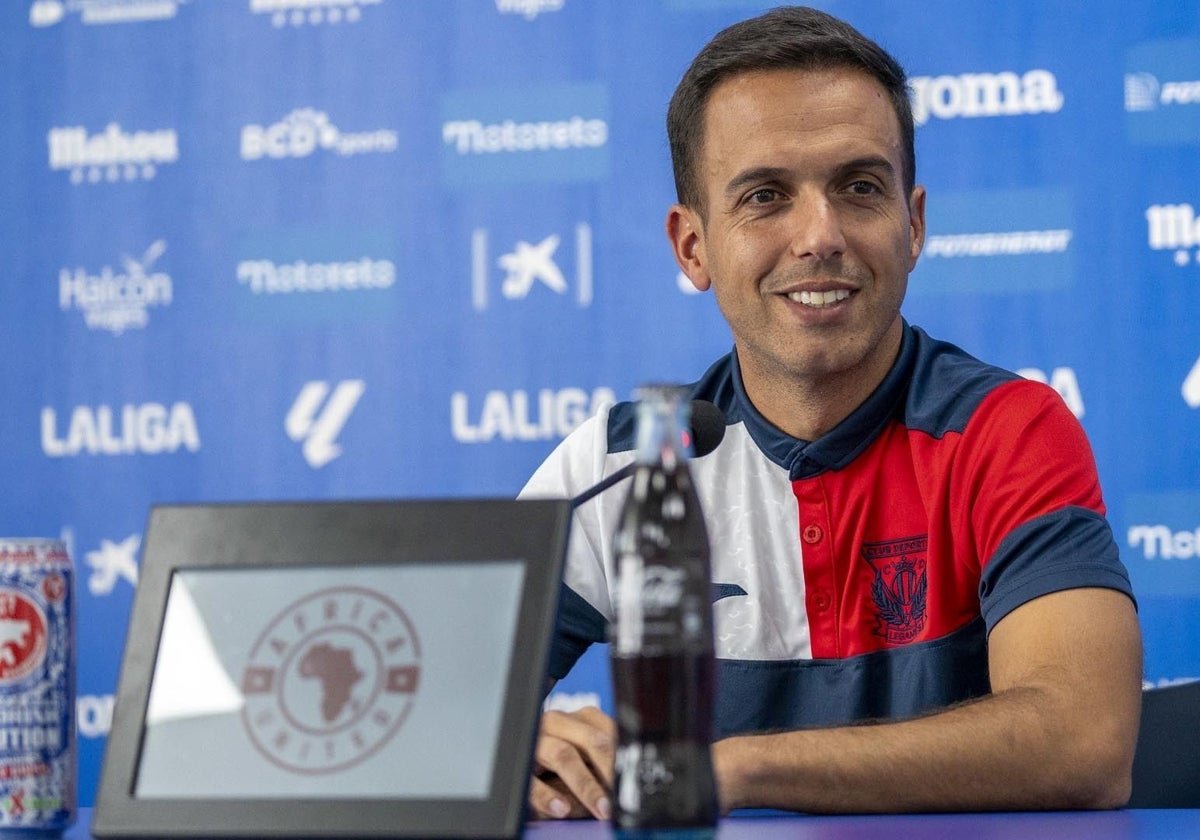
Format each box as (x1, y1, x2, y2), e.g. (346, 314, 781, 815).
(609, 384, 718, 840)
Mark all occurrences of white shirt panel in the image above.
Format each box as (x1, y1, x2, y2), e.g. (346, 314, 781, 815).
(520, 413, 813, 661)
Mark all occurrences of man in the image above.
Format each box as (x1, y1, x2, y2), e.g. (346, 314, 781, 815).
(521, 5, 1141, 817)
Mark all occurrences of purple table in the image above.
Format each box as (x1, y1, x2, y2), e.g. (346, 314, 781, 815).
(526, 809, 1200, 840)
(67, 806, 1200, 839)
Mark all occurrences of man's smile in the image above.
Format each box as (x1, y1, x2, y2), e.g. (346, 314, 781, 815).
(786, 288, 853, 307)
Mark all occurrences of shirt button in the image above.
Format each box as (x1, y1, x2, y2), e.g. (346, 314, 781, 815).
(802, 524, 823, 544)
(814, 592, 832, 612)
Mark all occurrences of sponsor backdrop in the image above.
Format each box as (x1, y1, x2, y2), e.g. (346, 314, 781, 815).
(1, 0, 1198, 807)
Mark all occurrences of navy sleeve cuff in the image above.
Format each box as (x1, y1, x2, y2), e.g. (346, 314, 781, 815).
(979, 505, 1135, 633)
(549, 583, 608, 680)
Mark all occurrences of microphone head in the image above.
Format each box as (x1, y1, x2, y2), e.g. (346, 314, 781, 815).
(686, 399, 726, 457)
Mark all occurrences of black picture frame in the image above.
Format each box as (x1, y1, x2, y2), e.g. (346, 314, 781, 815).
(93, 498, 571, 839)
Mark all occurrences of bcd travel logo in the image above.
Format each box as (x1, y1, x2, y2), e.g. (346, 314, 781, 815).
(30, 0, 187, 26)
(911, 187, 1075, 295)
(41, 402, 200, 457)
(287, 380, 364, 468)
(451, 387, 616, 443)
(441, 83, 609, 185)
(249, 0, 380, 28)
(1125, 39, 1200, 145)
(241, 108, 397, 161)
(909, 69, 1063, 126)
(471, 224, 593, 311)
(59, 239, 172, 334)
(48, 122, 179, 185)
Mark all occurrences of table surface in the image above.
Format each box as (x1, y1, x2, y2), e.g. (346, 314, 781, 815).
(66, 806, 1200, 840)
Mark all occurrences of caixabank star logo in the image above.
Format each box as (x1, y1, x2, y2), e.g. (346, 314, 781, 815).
(241, 587, 421, 774)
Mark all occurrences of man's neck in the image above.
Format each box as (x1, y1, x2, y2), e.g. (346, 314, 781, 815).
(738, 322, 904, 442)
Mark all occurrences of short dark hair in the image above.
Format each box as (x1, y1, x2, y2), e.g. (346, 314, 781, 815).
(666, 5, 915, 216)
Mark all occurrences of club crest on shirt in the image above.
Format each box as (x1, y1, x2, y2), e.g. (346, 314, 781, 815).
(862, 535, 928, 644)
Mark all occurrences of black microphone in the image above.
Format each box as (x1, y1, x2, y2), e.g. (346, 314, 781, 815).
(570, 400, 726, 509)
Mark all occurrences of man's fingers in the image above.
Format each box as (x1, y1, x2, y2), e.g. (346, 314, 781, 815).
(538, 709, 617, 785)
(528, 775, 590, 820)
(533, 729, 612, 820)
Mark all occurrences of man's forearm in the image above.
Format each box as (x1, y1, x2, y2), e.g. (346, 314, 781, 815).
(715, 682, 1134, 813)
(715, 589, 1144, 815)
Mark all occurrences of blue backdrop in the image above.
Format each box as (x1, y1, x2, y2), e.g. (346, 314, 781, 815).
(2, 0, 1198, 806)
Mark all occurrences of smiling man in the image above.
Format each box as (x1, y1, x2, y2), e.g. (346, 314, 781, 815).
(521, 5, 1141, 817)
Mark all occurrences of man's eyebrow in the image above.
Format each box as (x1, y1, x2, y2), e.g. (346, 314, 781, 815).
(837, 155, 897, 178)
(723, 166, 792, 201)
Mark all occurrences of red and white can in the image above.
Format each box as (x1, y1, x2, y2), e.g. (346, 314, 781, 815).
(0, 539, 75, 835)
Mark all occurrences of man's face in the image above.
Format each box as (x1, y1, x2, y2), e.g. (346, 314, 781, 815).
(668, 67, 925, 404)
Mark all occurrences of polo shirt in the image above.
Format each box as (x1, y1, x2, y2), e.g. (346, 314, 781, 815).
(520, 323, 1133, 738)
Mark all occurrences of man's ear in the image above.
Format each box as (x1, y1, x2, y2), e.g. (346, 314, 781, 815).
(666, 204, 711, 292)
(907, 185, 927, 270)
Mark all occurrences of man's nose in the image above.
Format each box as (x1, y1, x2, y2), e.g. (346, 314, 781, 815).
(788, 190, 847, 261)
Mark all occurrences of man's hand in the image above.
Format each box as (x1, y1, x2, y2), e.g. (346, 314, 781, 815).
(527, 707, 616, 820)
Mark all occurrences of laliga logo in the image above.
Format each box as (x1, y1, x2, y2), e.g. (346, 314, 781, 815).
(286, 380, 365, 468)
(241, 588, 421, 774)
(0, 590, 50, 684)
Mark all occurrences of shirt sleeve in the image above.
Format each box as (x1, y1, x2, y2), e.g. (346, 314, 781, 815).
(960, 379, 1134, 631)
(519, 405, 622, 678)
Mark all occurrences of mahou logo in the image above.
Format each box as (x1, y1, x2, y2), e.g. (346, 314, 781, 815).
(250, 0, 381, 28)
(47, 122, 179, 185)
(241, 588, 420, 774)
(0, 590, 49, 684)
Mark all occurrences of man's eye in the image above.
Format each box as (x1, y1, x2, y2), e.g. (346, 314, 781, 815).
(747, 188, 779, 204)
(847, 180, 882, 195)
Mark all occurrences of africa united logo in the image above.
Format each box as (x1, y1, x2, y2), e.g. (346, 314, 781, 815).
(862, 536, 928, 644)
(241, 587, 421, 774)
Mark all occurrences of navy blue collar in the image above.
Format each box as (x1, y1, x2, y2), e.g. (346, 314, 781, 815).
(728, 322, 917, 480)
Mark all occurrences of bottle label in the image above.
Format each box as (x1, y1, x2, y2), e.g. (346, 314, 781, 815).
(613, 556, 710, 656)
(639, 565, 685, 611)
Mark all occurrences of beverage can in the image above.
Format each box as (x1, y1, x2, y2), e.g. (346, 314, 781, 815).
(0, 539, 75, 836)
